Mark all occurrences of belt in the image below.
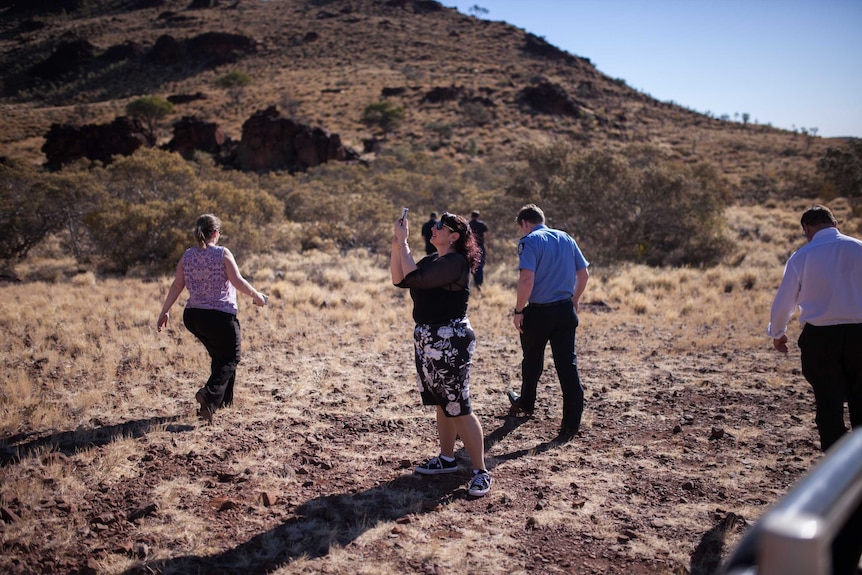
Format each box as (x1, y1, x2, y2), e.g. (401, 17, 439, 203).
(528, 299, 572, 308)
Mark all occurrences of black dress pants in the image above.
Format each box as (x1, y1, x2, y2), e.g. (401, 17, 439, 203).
(518, 300, 584, 431)
(798, 322, 862, 452)
(183, 307, 242, 410)
(472, 247, 486, 288)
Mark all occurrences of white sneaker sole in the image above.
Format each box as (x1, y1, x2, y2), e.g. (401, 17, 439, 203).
(415, 465, 459, 475)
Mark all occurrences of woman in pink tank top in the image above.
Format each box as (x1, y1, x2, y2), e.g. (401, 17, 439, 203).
(157, 214, 268, 424)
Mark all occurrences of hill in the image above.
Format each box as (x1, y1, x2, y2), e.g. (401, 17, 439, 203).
(0, 0, 836, 197)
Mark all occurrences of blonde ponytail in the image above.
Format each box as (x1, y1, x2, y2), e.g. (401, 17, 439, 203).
(194, 214, 221, 248)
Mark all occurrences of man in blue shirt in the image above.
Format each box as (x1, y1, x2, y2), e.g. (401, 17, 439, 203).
(508, 204, 590, 439)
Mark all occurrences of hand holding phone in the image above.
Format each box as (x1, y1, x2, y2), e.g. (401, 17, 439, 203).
(395, 207, 409, 242)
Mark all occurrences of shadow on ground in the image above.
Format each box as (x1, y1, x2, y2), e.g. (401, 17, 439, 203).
(119, 417, 566, 574)
(121, 471, 467, 575)
(0, 416, 189, 466)
(690, 512, 740, 575)
(485, 415, 576, 467)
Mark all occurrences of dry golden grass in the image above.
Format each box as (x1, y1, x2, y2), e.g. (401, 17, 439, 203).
(1, 200, 853, 574)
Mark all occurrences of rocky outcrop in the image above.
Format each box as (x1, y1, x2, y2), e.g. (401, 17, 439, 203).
(225, 106, 358, 173)
(41, 108, 357, 173)
(29, 39, 97, 80)
(186, 32, 255, 63)
(522, 33, 578, 64)
(518, 81, 583, 117)
(384, 0, 444, 12)
(166, 117, 227, 159)
(42, 117, 151, 169)
(147, 35, 183, 66)
(102, 41, 147, 63)
(381, 87, 407, 97)
(187, 0, 221, 8)
(3, 0, 84, 14)
(147, 32, 254, 66)
(167, 92, 209, 105)
(423, 85, 464, 104)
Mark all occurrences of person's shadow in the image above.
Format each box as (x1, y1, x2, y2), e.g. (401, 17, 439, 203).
(0, 416, 190, 466)
(121, 471, 467, 575)
(120, 416, 569, 574)
(689, 512, 740, 575)
(483, 414, 574, 467)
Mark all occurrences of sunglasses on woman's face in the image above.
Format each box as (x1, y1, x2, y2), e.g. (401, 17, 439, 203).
(435, 219, 456, 232)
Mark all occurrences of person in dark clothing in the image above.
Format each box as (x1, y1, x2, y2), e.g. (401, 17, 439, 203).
(468, 211, 490, 290)
(420, 212, 439, 255)
(768, 204, 862, 452)
(158, 214, 268, 424)
(391, 211, 492, 497)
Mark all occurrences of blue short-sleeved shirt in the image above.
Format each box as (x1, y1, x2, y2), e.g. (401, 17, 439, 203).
(518, 224, 589, 304)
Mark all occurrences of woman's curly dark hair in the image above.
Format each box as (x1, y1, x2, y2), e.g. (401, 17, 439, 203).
(440, 212, 482, 273)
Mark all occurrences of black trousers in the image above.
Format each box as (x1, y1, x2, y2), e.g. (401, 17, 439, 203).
(183, 307, 242, 410)
(832, 500, 862, 575)
(798, 323, 862, 451)
(518, 300, 584, 431)
(472, 247, 486, 288)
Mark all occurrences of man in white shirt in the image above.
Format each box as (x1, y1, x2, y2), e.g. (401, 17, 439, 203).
(768, 205, 862, 451)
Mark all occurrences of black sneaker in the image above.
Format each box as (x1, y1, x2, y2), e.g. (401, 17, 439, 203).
(415, 455, 458, 475)
(507, 391, 534, 417)
(468, 470, 492, 496)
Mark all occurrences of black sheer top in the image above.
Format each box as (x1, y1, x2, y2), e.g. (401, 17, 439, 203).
(396, 252, 470, 325)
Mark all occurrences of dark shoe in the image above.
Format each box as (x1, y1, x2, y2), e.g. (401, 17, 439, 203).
(556, 426, 579, 442)
(415, 455, 459, 475)
(195, 391, 213, 424)
(467, 470, 492, 497)
(507, 391, 534, 417)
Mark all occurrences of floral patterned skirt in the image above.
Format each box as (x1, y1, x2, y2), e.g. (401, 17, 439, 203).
(413, 317, 475, 417)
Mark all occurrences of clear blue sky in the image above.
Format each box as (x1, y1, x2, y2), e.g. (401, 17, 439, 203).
(446, 0, 862, 138)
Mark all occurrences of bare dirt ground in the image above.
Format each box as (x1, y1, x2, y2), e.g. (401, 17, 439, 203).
(0, 237, 827, 575)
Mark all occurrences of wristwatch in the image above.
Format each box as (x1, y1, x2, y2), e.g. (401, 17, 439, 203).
(512, 308, 524, 315)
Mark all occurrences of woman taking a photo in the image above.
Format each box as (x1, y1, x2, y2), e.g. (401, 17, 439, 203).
(158, 214, 268, 424)
(390, 211, 492, 497)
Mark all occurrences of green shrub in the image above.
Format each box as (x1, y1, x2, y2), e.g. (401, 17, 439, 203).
(86, 148, 281, 274)
(216, 71, 252, 107)
(817, 139, 862, 198)
(507, 142, 732, 266)
(0, 161, 67, 266)
(361, 102, 405, 136)
(125, 96, 173, 137)
(0, 160, 105, 269)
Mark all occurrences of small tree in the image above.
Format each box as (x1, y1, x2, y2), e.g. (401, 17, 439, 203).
(468, 4, 489, 17)
(361, 102, 405, 137)
(0, 161, 65, 265)
(216, 71, 251, 107)
(125, 96, 174, 138)
(507, 142, 732, 266)
(817, 140, 862, 198)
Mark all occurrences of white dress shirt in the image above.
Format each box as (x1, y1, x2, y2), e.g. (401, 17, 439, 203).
(767, 227, 862, 338)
